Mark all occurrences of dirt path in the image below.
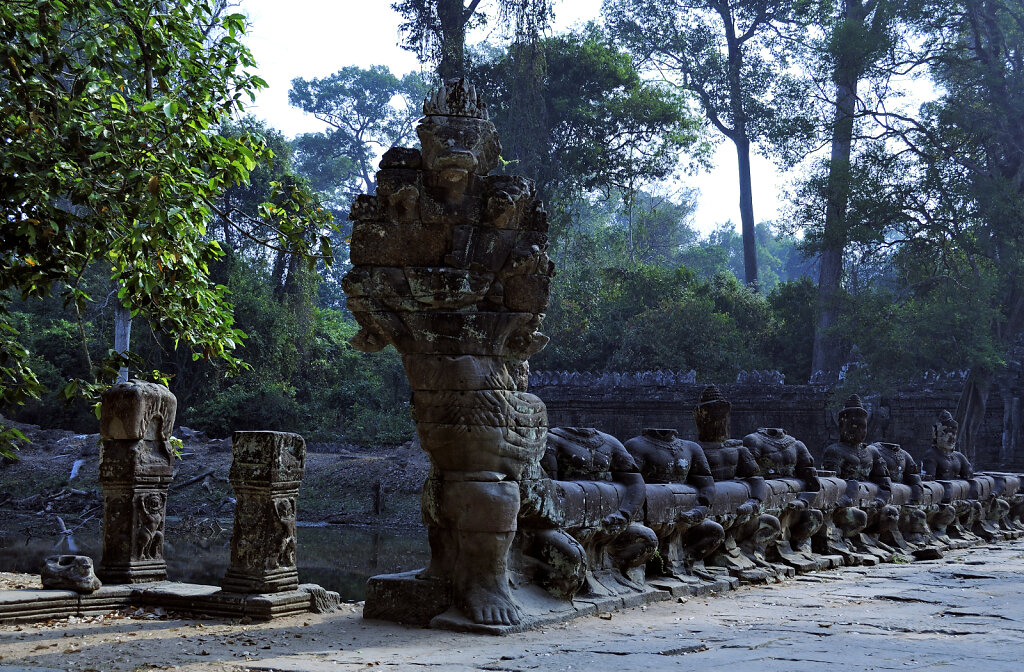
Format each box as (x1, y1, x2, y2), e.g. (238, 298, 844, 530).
(2, 540, 1023, 671)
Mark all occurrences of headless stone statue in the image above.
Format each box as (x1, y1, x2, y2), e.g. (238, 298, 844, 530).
(922, 410, 973, 480)
(743, 427, 820, 491)
(872, 441, 923, 503)
(743, 427, 824, 570)
(543, 427, 657, 577)
(625, 428, 724, 566)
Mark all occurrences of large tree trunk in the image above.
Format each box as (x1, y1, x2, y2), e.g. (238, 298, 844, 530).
(437, 0, 469, 80)
(114, 302, 131, 384)
(955, 367, 993, 466)
(735, 136, 758, 288)
(810, 0, 863, 381)
(957, 293, 1024, 464)
(504, 40, 547, 187)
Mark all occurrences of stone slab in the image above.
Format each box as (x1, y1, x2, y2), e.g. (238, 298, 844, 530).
(0, 580, 334, 625)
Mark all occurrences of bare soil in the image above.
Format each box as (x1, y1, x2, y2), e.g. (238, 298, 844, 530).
(0, 417, 430, 533)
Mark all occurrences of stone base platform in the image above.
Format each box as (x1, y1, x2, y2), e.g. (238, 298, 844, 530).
(0, 581, 339, 624)
(364, 569, 670, 635)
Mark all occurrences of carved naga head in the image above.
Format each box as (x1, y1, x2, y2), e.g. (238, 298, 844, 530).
(417, 78, 501, 203)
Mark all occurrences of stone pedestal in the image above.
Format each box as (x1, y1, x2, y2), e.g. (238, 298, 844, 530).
(97, 380, 177, 584)
(222, 431, 305, 594)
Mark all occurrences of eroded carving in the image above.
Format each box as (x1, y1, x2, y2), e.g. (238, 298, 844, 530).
(97, 379, 176, 584)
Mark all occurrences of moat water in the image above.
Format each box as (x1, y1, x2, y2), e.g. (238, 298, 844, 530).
(0, 521, 429, 601)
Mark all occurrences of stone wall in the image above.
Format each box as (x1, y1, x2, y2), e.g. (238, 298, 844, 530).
(530, 371, 1024, 471)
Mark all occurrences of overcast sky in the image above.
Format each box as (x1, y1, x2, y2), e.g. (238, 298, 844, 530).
(237, 0, 784, 235)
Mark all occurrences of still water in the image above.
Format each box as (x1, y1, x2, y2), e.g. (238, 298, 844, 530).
(0, 522, 429, 601)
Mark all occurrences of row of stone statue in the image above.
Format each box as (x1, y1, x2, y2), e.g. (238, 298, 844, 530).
(365, 382, 1022, 630)
(339, 79, 1018, 632)
(522, 386, 999, 603)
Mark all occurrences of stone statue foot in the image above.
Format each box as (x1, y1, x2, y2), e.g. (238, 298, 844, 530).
(457, 575, 522, 626)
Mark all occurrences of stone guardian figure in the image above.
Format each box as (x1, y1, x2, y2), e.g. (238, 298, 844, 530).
(344, 80, 554, 628)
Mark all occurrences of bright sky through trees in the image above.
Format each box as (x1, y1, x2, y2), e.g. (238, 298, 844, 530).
(238, 0, 784, 234)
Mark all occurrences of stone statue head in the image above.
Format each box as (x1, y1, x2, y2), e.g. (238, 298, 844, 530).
(837, 394, 868, 445)
(933, 410, 959, 454)
(417, 79, 501, 202)
(694, 384, 731, 443)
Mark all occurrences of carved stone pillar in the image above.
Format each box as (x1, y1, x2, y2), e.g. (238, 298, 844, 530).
(97, 379, 177, 584)
(222, 431, 305, 594)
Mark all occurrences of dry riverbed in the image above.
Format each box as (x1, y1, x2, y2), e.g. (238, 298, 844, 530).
(0, 417, 428, 530)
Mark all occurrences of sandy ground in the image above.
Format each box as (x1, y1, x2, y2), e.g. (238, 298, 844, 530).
(2, 540, 1024, 672)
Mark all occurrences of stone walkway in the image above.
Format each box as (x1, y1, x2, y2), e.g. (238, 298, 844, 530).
(2, 540, 1024, 671)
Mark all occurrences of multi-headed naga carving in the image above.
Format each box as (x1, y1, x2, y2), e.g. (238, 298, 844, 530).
(344, 79, 553, 627)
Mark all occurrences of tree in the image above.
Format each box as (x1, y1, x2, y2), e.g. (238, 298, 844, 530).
(289, 66, 429, 204)
(470, 25, 703, 215)
(392, 0, 552, 79)
(607, 0, 815, 288)
(801, 0, 916, 381)
(889, 0, 1024, 460)
(0, 0, 332, 454)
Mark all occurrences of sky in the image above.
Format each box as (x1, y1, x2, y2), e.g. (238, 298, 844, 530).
(238, 0, 785, 236)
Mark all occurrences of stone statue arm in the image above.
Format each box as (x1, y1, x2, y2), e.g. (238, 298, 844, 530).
(609, 444, 645, 524)
(870, 451, 892, 491)
(903, 452, 923, 503)
(688, 449, 716, 508)
(795, 442, 821, 492)
(957, 453, 974, 479)
(869, 450, 892, 505)
(539, 447, 558, 479)
(921, 452, 938, 480)
(735, 444, 761, 479)
(610, 471, 647, 527)
(821, 445, 842, 473)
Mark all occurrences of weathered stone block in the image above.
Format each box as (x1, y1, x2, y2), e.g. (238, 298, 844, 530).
(41, 555, 101, 593)
(98, 380, 176, 584)
(100, 379, 177, 441)
(222, 431, 305, 594)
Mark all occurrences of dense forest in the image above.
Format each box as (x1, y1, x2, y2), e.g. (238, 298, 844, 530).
(1, 0, 1022, 455)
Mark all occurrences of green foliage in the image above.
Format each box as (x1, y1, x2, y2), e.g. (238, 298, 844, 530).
(392, 0, 551, 78)
(537, 259, 781, 381)
(289, 66, 429, 205)
(765, 278, 817, 383)
(605, 0, 816, 164)
(681, 222, 813, 289)
(471, 25, 704, 202)
(0, 0, 334, 454)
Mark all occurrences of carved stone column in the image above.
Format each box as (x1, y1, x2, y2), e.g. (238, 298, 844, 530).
(222, 431, 305, 594)
(97, 379, 177, 584)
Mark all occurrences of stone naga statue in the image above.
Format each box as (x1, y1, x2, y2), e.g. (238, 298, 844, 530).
(343, 79, 554, 627)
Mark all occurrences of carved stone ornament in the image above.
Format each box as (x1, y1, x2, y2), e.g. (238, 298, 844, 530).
(97, 379, 176, 584)
(222, 431, 305, 594)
